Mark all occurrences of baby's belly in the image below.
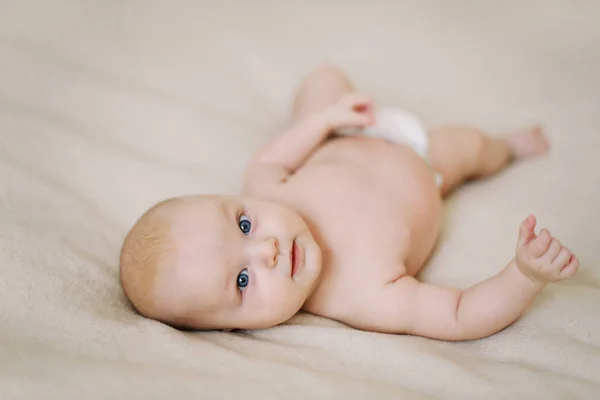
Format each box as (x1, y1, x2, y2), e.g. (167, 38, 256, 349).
(284, 136, 443, 276)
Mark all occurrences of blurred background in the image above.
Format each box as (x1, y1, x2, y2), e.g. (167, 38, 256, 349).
(1, 1, 599, 398)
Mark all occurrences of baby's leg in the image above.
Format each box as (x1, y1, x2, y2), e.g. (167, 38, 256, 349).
(428, 124, 550, 196)
(290, 65, 356, 123)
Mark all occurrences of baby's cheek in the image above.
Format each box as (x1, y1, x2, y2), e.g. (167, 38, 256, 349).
(265, 282, 290, 304)
(266, 280, 304, 310)
(251, 284, 299, 326)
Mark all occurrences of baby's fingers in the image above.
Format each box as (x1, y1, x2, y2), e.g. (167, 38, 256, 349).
(330, 110, 374, 130)
(559, 255, 579, 279)
(345, 110, 375, 127)
(551, 246, 572, 270)
(528, 229, 552, 257)
(517, 215, 537, 247)
(540, 238, 561, 263)
(340, 93, 374, 110)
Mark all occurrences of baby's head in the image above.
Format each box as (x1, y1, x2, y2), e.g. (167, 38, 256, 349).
(119, 195, 322, 331)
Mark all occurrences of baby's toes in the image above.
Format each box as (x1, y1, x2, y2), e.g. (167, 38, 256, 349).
(509, 125, 550, 158)
(529, 229, 552, 257)
(533, 126, 550, 147)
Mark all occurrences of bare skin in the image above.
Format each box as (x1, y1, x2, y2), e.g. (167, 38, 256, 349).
(243, 65, 574, 340)
(119, 65, 577, 341)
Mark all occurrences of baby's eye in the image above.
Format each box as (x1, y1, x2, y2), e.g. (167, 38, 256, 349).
(237, 268, 249, 292)
(238, 214, 252, 235)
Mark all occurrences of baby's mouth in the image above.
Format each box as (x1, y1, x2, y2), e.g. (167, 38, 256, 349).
(290, 239, 302, 278)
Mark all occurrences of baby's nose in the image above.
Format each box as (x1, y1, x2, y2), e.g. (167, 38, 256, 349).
(250, 237, 279, 268)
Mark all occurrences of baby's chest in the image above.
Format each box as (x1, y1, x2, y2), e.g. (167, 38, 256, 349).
(294, 136, 438, 212)
(283, 165, 412, 265)
(303, 251, 404, 321)
(316, 202, 410, 268)
(282, 138, 432, 252)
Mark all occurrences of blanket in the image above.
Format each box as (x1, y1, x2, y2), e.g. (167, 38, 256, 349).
(1, 1, 599, 398)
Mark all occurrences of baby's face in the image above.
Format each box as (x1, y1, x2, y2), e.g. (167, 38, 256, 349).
(159, 195, 322, 330)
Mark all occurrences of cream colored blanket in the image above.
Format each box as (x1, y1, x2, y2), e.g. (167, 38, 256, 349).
(1, 1, 599, 398)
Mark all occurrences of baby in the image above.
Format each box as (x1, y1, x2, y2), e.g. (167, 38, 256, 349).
(120, 65, 579, 341)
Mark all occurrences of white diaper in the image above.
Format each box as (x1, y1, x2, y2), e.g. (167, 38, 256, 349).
(335, 107, 443, 188)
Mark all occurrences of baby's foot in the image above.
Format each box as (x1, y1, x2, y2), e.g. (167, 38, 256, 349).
(507, 125, 550, 159)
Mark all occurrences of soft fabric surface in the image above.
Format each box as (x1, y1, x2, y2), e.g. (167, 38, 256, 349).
(1, 1, 599, 398)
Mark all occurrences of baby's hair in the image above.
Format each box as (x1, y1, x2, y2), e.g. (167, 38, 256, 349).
(119, 197, 181, 319)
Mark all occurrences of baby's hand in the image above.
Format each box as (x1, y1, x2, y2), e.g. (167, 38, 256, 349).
(515, 215, 579, 283)
(324, 93, 375, 130)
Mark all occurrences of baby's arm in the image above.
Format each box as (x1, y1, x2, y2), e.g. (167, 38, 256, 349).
(243, 94, 374, 190)
(350, 216, 579, 341)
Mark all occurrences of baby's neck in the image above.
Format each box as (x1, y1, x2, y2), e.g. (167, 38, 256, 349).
(302, 218, 328, 305)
